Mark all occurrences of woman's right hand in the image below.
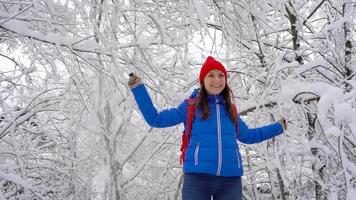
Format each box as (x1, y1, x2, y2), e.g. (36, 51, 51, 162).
(128, 73, 142, 89)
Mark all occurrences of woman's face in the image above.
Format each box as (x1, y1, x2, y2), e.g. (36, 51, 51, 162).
(203, 69, 226, 95)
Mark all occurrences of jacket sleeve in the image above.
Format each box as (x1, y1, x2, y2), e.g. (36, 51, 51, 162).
(237, 115, 283, 144)
(131, 84, 187, 128)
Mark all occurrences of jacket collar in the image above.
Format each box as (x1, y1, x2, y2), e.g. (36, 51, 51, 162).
(207, 94, 225, 104)
(189, 88, 226, 104)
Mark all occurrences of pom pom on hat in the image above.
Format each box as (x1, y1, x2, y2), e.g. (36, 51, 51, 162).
(199, 56, 227, 85)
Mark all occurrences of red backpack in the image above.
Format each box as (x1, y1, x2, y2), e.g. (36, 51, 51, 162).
(179, 98, 239, 165)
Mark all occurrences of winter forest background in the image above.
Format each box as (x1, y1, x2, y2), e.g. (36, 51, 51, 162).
(0, 0, 355, 199)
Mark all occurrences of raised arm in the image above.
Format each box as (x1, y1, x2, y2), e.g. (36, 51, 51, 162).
(237, 116, 284, 144)
(130, 80, 187, 128)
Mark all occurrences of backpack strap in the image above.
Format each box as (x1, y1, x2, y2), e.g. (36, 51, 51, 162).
(180, 98, 197, 165)
(186, 98, 198, 141)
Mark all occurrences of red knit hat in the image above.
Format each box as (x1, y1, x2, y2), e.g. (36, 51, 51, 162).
(199, 56, 227, 85)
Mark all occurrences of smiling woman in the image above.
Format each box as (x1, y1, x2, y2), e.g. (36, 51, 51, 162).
(203, 70, 226, 95)
(128, 56, 287, 200)
(200, 57, 227, 95)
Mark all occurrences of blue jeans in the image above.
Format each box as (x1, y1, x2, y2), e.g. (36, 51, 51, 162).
(182, 173, 242, 200)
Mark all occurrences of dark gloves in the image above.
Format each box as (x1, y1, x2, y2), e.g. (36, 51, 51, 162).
(128, 73, 142, 89)
(278, 118, 287, 131)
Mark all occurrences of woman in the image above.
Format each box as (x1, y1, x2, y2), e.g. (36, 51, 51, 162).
(128, 56, 286, 200)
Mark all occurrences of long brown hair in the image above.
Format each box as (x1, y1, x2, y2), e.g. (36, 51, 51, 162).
(197, 83, 237, 123)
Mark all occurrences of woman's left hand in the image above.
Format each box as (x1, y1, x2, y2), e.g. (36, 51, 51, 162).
(278, 118, 287, 131)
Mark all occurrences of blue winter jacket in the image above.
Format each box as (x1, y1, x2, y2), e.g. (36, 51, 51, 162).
(131, 84, 283, 177)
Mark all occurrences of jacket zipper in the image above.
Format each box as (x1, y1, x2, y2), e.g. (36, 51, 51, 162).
(216, 96, 222, 176)
(194, 142, 200, 166)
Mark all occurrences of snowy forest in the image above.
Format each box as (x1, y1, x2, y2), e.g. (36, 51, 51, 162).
(0, 0, 355, 199)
